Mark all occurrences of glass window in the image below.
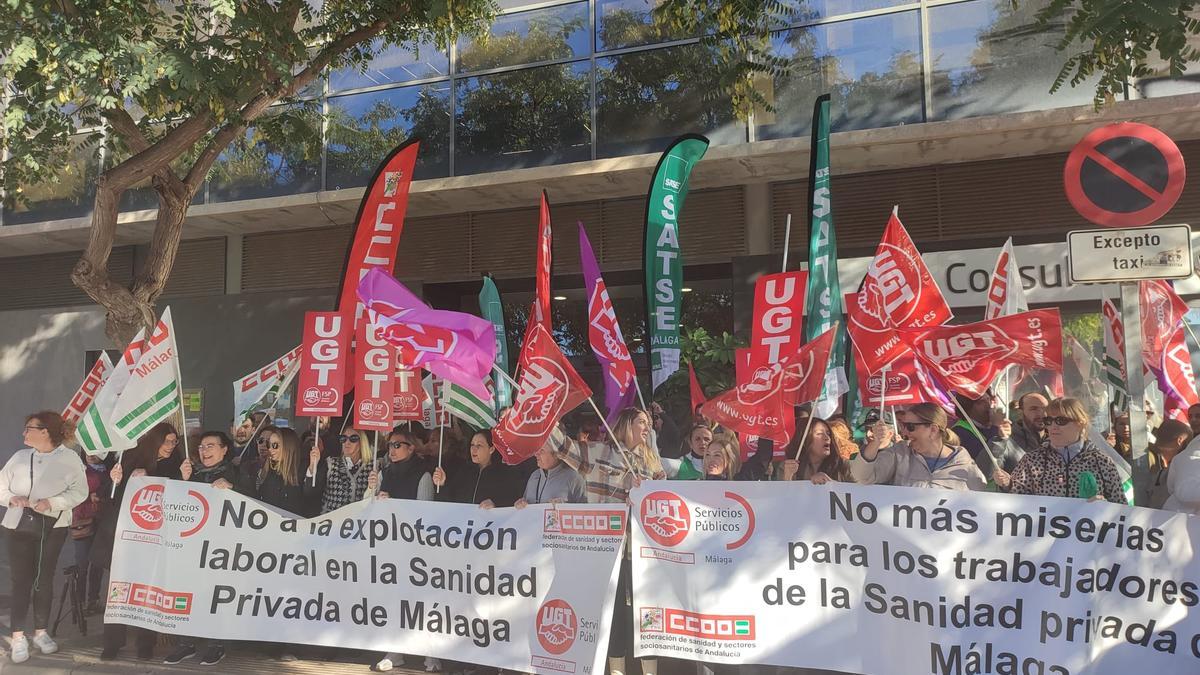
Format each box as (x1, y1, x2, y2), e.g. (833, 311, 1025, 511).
(595, 0, 693, 51)
(928, 0, 1095, 121)
(596, 43, 744, 159)
(330, 39, 449, 92)
(208, 104, 322, 203)
(6, 134, 101, 226)
(457, 2, 589, 73)
(326, 83, 451, 190)
(777, 0, 912, 25)
(454, 61, 592, 175)
(757, 11, 923, 140)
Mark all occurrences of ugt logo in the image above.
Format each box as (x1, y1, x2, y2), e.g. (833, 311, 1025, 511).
(922, 329, 1015, 374)
(640, 491, 690, 547)
(535, 599, 577, 655)
(129, 485, 164, 531)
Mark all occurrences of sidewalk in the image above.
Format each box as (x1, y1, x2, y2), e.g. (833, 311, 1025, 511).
(0, 633, 427, 675)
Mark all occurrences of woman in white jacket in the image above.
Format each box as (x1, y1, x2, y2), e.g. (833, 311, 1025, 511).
(0, 411, 88, 664)
(1164, 436, 1200, 514)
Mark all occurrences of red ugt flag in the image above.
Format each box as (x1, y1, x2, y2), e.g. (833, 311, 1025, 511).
(1140, 280, 1198, 416)
(532, 192, 554, 332)
(781, 324, 838, 407)
(688, 364, 707, 414)
(904, 309, 1064, 398)
(494, 324, 593, 465)
(848, 209, 952, 375)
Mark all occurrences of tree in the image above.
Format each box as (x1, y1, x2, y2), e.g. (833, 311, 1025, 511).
(0, 0, 495, 347)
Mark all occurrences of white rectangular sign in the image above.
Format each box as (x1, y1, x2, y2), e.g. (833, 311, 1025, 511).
(108, 478, 624, 675)
(631, 481, 1200, 675)
(1068, 225, 1194, 284)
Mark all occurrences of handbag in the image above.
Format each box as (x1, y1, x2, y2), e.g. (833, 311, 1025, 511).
(14, 452, 55, 535)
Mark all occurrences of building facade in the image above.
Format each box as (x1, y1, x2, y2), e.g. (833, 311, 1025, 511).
(2, 0, 1199, 441)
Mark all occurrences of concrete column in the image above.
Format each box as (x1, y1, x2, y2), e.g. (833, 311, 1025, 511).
(743, 182, 773, 255)
(225, 234, 243, 295)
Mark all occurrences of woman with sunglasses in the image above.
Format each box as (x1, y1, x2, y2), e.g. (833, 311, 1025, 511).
(851, 403, 986, 491)
(1003, 398, 1125, 502)
(0, 412, 87, 664)
(782, 418, 852, 484)
(432, 429, 523, 508)
(253, 428, 311, 516)
(307, 431, 373, 514)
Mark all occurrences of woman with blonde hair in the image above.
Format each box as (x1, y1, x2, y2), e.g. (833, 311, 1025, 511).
(702, 436, 741, 480)
(851, 402, 985, 490)
(1001, 398, 1125, 503)
(254, 428, 312, 516)
(559, 407, 665, 504)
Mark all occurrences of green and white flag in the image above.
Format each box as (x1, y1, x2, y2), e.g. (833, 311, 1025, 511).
(76, 329, 148, 454)
(644, 134, 709, 392)
(803, 94, 847, 419)
(1102, 298, 1130, 413)
(110, 307, 182, 444)
(445, 379, 497, 431)
(233, 346, 302, 422)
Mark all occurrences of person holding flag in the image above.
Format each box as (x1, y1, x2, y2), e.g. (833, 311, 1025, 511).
(781, 418, 852, 484)
(851, 403, 985, 491)
(431, 429, 524, 508)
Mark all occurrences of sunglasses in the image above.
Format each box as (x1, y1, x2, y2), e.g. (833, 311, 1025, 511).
(339, 434, 361, 444)
(257, 436, 270, 444)
(901, 422, 933, 432)
(388, 441, 413, 450)
(1047, 416, 1079, 427)
(269, 442, 282, 450)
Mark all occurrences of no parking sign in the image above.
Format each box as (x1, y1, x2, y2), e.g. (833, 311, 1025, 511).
(1063, 122, 1186, 227)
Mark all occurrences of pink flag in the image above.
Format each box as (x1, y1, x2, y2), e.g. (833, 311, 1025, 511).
(357, 268, 496, 401)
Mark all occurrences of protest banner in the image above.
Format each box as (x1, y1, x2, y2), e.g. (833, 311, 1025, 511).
(750, 271, 808, 367)
(631, 481, 1200, 674)
(233, 345, 302, 422)
(354, 320, 397, 431)
(108, 477, 623, 675)
(297, 312, 351, 417)
(393, 364, 426, 422)
(64, 352, 113, 425)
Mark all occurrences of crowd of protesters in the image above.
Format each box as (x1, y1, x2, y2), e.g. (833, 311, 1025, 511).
(4, 386, 1200, 670)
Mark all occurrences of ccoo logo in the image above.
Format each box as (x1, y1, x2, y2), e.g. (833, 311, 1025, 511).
(640, 491, 691, 547)
(536, 599, 577, 655)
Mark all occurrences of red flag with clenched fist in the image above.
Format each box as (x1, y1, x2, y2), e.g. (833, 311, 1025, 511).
(495, 324, 593, 465)
(903, 309, 1064, 398)
(848, 209, 952, 375)
(780, 324, 837, 407)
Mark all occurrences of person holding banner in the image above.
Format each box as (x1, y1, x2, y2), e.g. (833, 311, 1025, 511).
(370, 428, 435, 501)
(253, 428, 312, 516)
(700, 436, 741, 480)
(0, 411, 87, 664)
(432, 429, 523, 508)
(514, 439, 587, 508)
(307, 432, 372, 514)
(781, 418, 851, 484)
(1164, 434, 1200, 514)
(1002, 398, 1125, 503)
(851, 403, 986, 491)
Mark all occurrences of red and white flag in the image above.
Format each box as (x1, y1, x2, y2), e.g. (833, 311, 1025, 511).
(296, 312, 351, 417)
(532, 192, 553, 332)
(392, 364, 426, 422)
(848, 208, 952, 375)
(857, 350, 923, 408)
(780, 324, 838, 407)
(63, 353, 114, 425)
(494, 324, 592, 465)
(984, 238, 1028, 320)
(353, 320, 397, 431)
(1140, 280, 1198, 418)
(904, 309, 1064, 398)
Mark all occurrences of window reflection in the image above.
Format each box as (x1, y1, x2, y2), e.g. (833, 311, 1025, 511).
(595, 0, 692, 51)
(330, 39, 449, 92)
(458, 2, 590, 73)
(757, 11, 923, 139)
(326, 84, 451, 189)
(928, 0, 1095, 120)
(208, 104, 322, 203)
(454, 62, 591, 175)
(777, 0, 911, 25)
(6, 134, 100, 225)
(596, 43, 743, 159)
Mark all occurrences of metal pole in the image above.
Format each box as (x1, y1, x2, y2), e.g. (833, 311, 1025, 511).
(1120, 282, 1150, 506)
(781, 214, 792, 272)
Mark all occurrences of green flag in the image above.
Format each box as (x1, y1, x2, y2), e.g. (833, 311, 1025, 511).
(644, 134, 709, 392)
(802, 94, 847, 418)
(479, 275, 511, 414)
(445, 380, 497, 431)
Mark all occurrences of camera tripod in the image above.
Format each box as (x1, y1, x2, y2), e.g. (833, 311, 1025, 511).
(51, 565, 88, 636)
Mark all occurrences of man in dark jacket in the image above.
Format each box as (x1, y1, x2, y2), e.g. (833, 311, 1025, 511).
(987, 393, 1048, 484)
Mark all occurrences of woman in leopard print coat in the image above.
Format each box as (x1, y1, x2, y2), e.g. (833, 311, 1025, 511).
(1004, 398, 1125, 503)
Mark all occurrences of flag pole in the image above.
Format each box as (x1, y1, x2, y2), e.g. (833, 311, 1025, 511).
(436, 382, 446, 494)
(493, 363, 520, 389)
(950, 396, 999, 479)
(781, 214, 792, 272)
(586, 396, 637, 475)
(792, 411, 816, 462)
(237, 412, 271, 464)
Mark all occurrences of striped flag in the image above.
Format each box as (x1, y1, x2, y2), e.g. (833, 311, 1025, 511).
(77, 329, 148, 454)
(1101, 299, 1130, 412)
(445, 379, 497, 431)
(110, 308, 182, 443)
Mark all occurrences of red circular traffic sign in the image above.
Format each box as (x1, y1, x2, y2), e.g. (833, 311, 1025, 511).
(1063, 122, 1185, 227)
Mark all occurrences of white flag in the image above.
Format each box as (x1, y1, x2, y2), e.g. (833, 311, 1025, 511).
(233, 345, 302, 422)
(984, 238, 1028, 320)
(63, 352, 114, 425)
(76, 330, 148, 454)
(110, 307, 182, 445)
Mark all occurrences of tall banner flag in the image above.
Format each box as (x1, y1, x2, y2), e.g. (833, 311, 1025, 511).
(296, 312, 351, 417)
(688, 364, 706, 415)
(1101, 298, 1130, 412)
(494, 324, 592, 465)
(847, 208, 952, 375)
(984, 238, 1028, 320)
(479, 276, 511, 413)
(358, 268, 496, 401)
(233, 346, 302, 423)
(63, 353, 114, 425)
(110, 308, 182, 443)
(581, 223, 637, 417)
(76, 331, 147, 454)
(803, 93, 847, 419)
(334, 139, 420, 340)
(904, 309, 1064, 398)
(532, 192, 553, 332)
(644, 134, 709, 392)
(354, 321, 397, 431)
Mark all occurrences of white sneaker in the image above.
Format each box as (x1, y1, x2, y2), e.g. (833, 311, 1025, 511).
(425, 657, 443, 672)
(9, 635, 30, 663)
(375, 657, 394, 672)
(31, 632, 58, 655)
